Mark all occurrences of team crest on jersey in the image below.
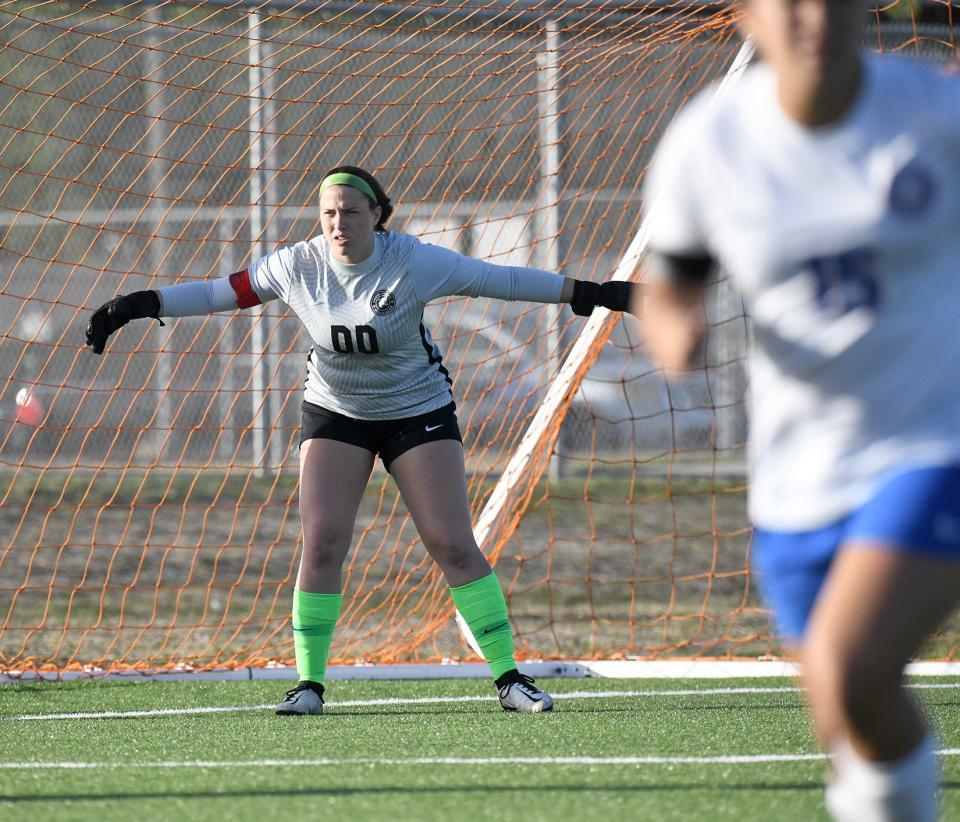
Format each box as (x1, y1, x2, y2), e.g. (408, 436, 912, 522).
(889, 161, 936, 218)
(370, 289, 396, 316)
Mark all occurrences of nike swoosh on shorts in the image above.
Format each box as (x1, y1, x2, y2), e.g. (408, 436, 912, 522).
(425, 424, 444, 432)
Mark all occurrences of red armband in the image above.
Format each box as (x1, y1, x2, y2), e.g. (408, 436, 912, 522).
(229, 269, 262, 309)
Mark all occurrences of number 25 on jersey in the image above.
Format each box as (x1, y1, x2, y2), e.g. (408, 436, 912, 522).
(806, 246, 881, 317)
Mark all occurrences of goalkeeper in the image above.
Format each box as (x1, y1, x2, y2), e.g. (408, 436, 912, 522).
(86, 164, 634, 716)
(637, 1, 960, 819)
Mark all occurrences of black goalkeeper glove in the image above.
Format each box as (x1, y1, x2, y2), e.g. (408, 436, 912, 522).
(85, 290, 164, 355)
(569, 279, 635, 317)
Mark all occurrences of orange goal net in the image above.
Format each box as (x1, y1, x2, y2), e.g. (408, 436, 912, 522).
(1, 1, 958, 676)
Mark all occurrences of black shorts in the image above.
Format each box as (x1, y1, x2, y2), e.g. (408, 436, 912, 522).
(300, 401, 463, 471)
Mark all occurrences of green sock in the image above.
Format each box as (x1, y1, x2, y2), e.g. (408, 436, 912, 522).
(449, 572, 517, 680)
(292, 587, 342, 684)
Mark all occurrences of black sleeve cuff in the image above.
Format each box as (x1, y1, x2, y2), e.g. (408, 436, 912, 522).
(125, 290, 164, 326)
(128, 290, 162, 320)
(596, 281, 633, 312)
(647, 251, 715, 285)
(570, 279, 636, 316)
(570, 280, 599, 316)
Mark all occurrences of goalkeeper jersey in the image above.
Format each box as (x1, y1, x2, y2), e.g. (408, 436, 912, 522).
(247, 230, 564, 420)
(645, 53, 960, 530)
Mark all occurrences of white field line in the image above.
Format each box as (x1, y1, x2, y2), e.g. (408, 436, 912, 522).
(6, 659, 960, 683)
(4, 682, 957, 723)
(3, 750, 960, 770)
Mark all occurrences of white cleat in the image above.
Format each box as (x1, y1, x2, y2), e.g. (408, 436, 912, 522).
(275, 682, 325, 715)
(497, 673, 554, 713)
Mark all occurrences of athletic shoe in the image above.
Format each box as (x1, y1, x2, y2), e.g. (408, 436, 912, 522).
(275, 681, 325, 715)
(496, 671, 554, 713)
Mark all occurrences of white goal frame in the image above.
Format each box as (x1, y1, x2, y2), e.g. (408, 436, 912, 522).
(456, 38, 759, 656)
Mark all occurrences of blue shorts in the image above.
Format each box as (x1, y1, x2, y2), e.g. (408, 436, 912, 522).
(752, 464, 960, 642)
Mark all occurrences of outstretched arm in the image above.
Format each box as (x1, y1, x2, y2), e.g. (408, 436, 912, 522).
(85, 269, 273, 355)
(410, 242, 636, 315)
(85, 290, 164, 355)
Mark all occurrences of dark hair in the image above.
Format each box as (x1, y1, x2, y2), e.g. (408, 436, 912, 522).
(322, 165, 393, 231)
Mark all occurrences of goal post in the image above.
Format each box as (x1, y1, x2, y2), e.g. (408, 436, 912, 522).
(455, 36, 758, 655)
(1, 1, 957, 678)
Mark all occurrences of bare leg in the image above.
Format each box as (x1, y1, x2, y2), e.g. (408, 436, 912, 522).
(802, 542, 960, 761)
(390, 438, 553, 709)
(297, 438, 374, 593)
(389, 439, 491, 587)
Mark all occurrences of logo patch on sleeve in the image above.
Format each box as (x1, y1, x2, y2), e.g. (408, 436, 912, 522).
(371, 289, 397, 316)
(889, 161, 936, 218)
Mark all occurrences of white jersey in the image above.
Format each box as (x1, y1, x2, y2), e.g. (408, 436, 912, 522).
(246, 230, 564, 419)
(645, 54, 960, 530)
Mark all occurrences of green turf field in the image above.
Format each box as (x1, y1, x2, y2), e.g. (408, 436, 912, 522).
(1, 677, 958, 821)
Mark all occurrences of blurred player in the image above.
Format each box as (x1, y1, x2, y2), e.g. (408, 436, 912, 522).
(85, 165, 634, 716)
(636, 1, 960, 819)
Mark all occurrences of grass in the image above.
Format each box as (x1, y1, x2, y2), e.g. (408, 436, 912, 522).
(1, 676, 959, 821)
(3, 465, 959, 665)
(0, 466, 777, 667)
(0, 466, 743, 510)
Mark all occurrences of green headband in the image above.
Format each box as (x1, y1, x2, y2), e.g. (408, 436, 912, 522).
(319, 172, 378, 205)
